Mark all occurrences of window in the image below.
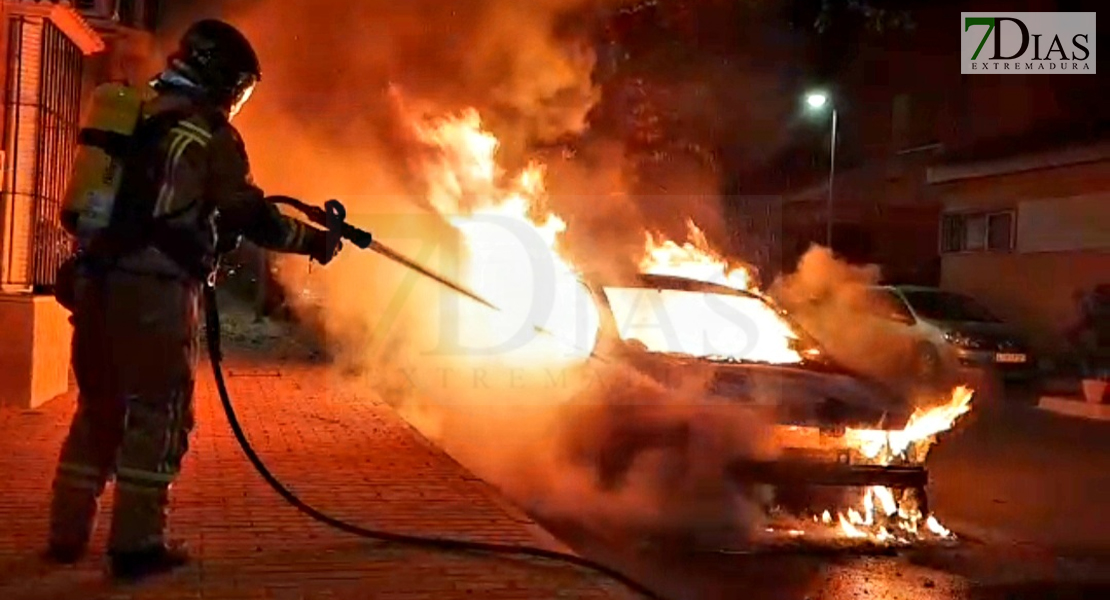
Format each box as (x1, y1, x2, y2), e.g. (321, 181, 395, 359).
(119, 0, 137, 26)
(940, 210, 1015, 253)
(986, 212, 1013, 250)
(964, 214, 987, 250)
(900, 290, 1000, 323)
(144, 0, 162, 31)
(864, 289, 916, 325)
(941, 215, 965, 253)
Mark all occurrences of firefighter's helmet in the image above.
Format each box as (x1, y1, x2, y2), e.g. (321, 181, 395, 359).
(169, 19, 261, 116)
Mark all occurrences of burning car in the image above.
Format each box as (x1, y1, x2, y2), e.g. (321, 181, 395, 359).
(294, 105, 970, 542)
(574, 271, 971, 540)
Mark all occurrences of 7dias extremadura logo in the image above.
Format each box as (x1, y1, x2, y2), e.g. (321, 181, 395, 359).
(962, 12, 1095, 74)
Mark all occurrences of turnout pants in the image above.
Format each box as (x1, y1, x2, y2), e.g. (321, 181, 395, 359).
(49, 270, 200, 553)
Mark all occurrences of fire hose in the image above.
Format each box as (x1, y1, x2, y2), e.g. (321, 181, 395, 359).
(270, 196, 608, 362)
(205, 198, 662, 600)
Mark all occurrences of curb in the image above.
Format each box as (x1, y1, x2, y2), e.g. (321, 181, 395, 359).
(1037, 396, 1110, 422)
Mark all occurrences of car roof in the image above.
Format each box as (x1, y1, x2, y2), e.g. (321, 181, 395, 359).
(871, 285, 944, 293)
(585, 272, 764, 299)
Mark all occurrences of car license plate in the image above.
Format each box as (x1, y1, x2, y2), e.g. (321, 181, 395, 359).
(784, 448, 853, 465)
(996, 352, 1027, 364)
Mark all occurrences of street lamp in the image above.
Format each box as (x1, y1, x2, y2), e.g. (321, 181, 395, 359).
(805, 91, 837, 249)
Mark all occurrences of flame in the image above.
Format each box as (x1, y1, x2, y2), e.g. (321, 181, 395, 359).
(640, 220, 755, 291)
(815, 386, 976, 543)
(601, 286, 804, 364)
(925, 515, 951, 537)
(613, 220, 805, 364)
(790, 387, 975, 543)
(845, 385, 976, 462)
(408, 108, 599, 361)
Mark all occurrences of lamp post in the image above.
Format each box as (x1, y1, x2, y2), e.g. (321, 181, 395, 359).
(805, 92, 837, 249)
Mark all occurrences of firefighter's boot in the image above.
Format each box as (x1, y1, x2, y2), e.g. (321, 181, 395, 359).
(109, 540, 190, 580)
(42, 542, 86, 565)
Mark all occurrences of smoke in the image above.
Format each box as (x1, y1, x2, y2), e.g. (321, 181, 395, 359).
(161, 0, 631, 159)
(768, 245, 954, 397)
(535, 139, 729, 281)
(550, 363, 777, 540)
(395, 353, 776, 542)
(156, 0, 803, 277)
(157, 0, 774, 543)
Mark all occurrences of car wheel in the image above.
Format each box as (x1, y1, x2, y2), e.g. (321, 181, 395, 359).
(913, 343, 942, 383)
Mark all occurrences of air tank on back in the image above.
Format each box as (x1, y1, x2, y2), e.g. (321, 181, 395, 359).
(60, 82, 144, 239)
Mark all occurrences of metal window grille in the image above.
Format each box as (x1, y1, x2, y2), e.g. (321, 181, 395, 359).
(1, 16, 34, 289)
(144, 0, 162, 31)
(27, 20, 84, 291)
(118, 0, 137, 25)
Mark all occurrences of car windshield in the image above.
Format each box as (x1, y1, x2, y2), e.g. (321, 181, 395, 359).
(901, 290, 1000, 323)
(865, 289, 916, 324)
(599, 284, 811, 364)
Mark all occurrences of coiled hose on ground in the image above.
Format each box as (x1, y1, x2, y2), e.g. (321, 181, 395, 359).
(202, 285, 666, 600)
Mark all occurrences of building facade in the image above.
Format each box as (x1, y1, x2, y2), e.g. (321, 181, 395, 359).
(744, 1, 1107, 352)
(930, 142, 1110, 358)
(74, 0, 161, 84)
(0, 0, 159, 408)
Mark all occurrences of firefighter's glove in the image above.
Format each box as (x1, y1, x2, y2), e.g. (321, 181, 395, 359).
(306, 226, 343, 265)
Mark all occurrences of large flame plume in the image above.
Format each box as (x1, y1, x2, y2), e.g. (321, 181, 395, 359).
(406, 107, 600, 363)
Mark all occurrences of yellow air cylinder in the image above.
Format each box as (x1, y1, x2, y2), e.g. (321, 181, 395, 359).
(60, 82, 144, 237)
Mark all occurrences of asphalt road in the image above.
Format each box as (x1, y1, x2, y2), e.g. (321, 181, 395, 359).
(530, 378, 1110, 600)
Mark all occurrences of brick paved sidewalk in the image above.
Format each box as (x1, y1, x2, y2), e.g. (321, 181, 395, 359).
(0, 358, 637, 600)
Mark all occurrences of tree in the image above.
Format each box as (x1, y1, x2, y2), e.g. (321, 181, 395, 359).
(610, 0, 918, 36)
(792, 0, 917, 34)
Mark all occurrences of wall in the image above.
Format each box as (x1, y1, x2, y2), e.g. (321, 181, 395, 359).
(0, 294, 71, 408)
(942, 251, 1110, 355)
(1016, 194, 1110, 253)
(0, 2, 102, 409)
(937, 158, 1110, 355)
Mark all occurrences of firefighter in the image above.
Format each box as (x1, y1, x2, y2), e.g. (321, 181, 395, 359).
(45, 19, 342, 579)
